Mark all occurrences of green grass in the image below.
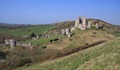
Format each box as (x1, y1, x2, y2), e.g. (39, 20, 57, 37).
(0, 45, 10, 51)
(0, 29, 30, 36)
(0, 25, 54, 36)
(23, 35, 63, 45)
(15, 37, 120, 70)
(113, 31, 120, 37)
(27, 25, 54, 34)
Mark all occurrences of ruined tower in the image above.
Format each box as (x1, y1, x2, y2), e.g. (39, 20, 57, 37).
(75, 16, 86, 30)
(9, 39, 16, 48)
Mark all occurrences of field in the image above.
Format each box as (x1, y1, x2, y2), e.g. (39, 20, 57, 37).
(0, 25, 54, 36)
(15, 37, 120, 70)
(23, 35, 63, 45)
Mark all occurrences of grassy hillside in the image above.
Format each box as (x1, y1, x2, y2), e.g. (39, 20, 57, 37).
(15, 37, 120, 70)
(50, 19, 120, 37)
(0, 25, 54, 36)
(50, 19, 120, 38)
(21, 28, 115, 51)
(46, 29, 115, 51)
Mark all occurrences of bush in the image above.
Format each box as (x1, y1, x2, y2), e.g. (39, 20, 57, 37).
(42, 46, 47, 49)
(30, 32, 36, 37)
(0, 47, 43, 70)
(92, 32, 96, 34)
(69, 39, 73, 41)
(6, 56, 31, 67)
(0, 46, 62, 70)
(0, 51, 6, 59)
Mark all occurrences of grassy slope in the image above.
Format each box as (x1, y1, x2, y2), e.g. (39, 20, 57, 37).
(23, 29, 115, 50)
(15, 37, 120, 70)
(0, 25, 54, 36)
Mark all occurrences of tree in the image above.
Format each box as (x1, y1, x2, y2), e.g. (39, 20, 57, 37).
(30, 33, 36, 37)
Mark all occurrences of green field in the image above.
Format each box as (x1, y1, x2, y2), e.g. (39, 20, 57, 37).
(15, 37, 120, 70)
(0, 25, 54, 36)
(23, 35, 63, 45)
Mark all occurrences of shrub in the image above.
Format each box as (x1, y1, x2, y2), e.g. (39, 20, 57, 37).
(0, 51, 6, 59)
(69, 39, 73, 41)
(42, 46, 47, 49)
(85, 43, 89, 45)
(30, 32, 36, 37)
(92, 32, 96, 34)
(0, 46, 62, 70)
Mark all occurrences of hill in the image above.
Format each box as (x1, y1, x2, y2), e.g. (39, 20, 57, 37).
(0, 23, 28, 30)
(50, 19, 118, 32)
(113, 25, 120, 30)
(15, 37, 120, 70)
(49, 19, 120, 38)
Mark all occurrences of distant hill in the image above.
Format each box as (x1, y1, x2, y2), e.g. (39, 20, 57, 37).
(0, 23, 30, 30)
(0, 23, 54, 37)
(113, 25, 120, 30)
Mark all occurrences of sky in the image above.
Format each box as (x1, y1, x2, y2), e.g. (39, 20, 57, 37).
(0, 0, 120, 24)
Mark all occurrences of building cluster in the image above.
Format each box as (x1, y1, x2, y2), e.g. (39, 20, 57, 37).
(5, 39, 33, 48)
(61, 28, 71, 37)
(5, 39, 16, 48)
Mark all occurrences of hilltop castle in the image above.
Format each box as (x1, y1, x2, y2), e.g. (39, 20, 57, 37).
(75, 17, 92, 30)
(74, 16, 103, 30)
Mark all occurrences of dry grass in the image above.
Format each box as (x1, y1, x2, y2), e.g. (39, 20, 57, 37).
(14, 37, 120, 70)
(46, 29, 115, 52)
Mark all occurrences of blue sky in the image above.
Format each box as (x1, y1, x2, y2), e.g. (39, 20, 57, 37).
(0, 0, 120, 24)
